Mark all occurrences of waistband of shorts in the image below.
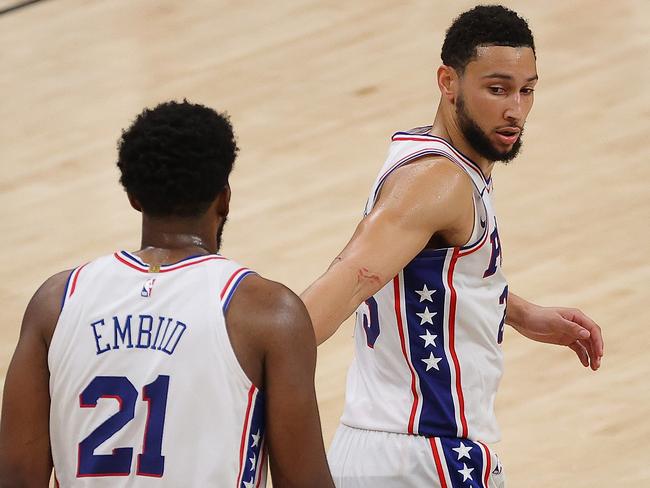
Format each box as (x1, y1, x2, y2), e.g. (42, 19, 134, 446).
(338, 423, 492, 445)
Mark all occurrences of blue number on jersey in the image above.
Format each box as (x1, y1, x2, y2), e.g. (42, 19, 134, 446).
(137, 375, 169, 477)
(78, 376, 137, 476)
(497, 285, 508, 344)
(78, 375, 170, 478)
(483, 221, 503, 278)
(362, 296, 380, 348)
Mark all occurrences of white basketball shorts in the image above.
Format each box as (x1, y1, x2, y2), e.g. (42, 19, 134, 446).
(328, 424, 505, 488)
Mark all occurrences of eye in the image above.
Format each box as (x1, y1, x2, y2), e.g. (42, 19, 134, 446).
(489, 86, 506, 95)
(521, 87, 535, 95)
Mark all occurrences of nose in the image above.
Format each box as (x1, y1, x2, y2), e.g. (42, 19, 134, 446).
(504, 93, 524, 124)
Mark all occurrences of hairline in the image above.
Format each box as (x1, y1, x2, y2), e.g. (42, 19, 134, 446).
(452, 43, 536, 74)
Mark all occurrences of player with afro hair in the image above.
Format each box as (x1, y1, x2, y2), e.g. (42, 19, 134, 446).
(117, 100, 238, 218)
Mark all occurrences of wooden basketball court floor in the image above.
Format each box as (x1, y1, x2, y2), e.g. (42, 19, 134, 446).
(1, 0, 648, 485)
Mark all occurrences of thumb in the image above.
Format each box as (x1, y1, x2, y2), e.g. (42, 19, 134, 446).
(562, 318, 590, 341)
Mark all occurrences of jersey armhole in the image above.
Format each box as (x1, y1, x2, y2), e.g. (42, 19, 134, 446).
(59, 264, 87, 311)
(217, 268, 263, 391)
(220, 268, 257, 313)
(461, 194, 488, 248)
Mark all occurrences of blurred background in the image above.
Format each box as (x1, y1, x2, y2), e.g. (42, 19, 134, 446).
(1, 1, 648, 486)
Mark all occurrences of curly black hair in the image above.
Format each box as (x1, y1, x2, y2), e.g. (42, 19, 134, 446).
(117, 100, 238, 217)
(441, 5, 535, 73)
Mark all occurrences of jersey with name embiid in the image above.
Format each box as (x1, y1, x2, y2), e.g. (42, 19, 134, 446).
(49, 252, 266, 487)
(341, 127, 508, 443)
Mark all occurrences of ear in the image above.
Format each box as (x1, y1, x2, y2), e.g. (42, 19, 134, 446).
(127, 193, 142, 212)
(216, 183, 231, 218)
(437, 65, 459, 104)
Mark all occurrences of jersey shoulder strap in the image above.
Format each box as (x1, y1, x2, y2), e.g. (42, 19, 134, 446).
(366, 127, 489, 214)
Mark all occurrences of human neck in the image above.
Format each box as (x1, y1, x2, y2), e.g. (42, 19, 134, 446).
(135, 214, 219, 264)
(430, 102, 495, 178)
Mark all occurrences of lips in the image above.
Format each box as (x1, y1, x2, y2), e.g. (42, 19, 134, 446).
(495, 127, 520, 146)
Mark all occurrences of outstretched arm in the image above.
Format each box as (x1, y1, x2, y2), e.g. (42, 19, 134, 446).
(301, 158, 474, 344)
(506, 292, 604, 370)
(227, 276, 334, 487)
(0, 270, 69, 487)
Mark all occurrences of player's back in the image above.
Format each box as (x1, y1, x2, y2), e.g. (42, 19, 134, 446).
(49, 251, 266, 487)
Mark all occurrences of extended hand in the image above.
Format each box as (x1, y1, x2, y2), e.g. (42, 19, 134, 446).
(511, 303, 604, 371)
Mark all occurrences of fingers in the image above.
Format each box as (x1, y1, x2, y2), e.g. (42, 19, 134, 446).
(567, 339, 601, 370)
(563, 309, 604, 358)
(568, 341, 589, 367)
(579, 338, 601, 371)
(559, 317, 591, 343)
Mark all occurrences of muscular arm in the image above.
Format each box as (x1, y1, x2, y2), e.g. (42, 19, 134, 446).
(302, 158, 474, 344)
(0, 270, 70, 487)
(506, 292, 604, 370)
(226, 275, 334, 488)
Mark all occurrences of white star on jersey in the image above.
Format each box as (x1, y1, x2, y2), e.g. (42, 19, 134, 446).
(243, 479, 255, 488)
(419, 330, 438, 348)
(415, 284, 436, 302)
(416, 307, 436, 325)
(251, 429, 260, 448)
(421, 352, 442, 371)
(458, 463, 474, 482)
(452, 441, 473, 460)
(249, 453, 256, 471)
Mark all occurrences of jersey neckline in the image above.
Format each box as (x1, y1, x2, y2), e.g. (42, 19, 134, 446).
(113, 250, 226, 273)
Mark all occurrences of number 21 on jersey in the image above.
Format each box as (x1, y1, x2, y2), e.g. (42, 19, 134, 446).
(78, 375, 169, 478)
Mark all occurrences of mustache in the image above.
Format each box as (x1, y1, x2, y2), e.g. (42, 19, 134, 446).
(495, 125, 524, 132)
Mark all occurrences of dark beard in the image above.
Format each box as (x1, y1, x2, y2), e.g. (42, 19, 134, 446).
(216, 216, 227, 253)
(457, 95, 523, 163)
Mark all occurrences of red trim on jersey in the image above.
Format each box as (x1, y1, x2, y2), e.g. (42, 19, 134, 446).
(113, 252, 226, 273)
(255, 439, 267, 487)
(446, 248, 469, 437)
(429, 438, 449, 488)
(458, 225, 490, 257)
(393, 275, 419, 434)
(54, 471, 59, 488)
(478, 441, 492, 488)
(69, 264, 88, 297)
(237, 385, 256, 486)
(220, 267, 248, 299)
(391, 135, 488, 189)
(114, 252, 145, 271)
(372, 148, 442, 199)
(160, 255, 226, 272)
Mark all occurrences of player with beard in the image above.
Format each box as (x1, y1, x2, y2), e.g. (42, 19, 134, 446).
(0, 101, 334, 487)
(301, 6, 603, 487)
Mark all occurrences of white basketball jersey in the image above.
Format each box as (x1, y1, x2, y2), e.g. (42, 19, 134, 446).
(49, 252, 267, 487)
(341, 127, 508, 443)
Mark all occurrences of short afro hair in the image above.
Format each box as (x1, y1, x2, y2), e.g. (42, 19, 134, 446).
(441, 5, 535, 73)
(117, 100, 238, 217)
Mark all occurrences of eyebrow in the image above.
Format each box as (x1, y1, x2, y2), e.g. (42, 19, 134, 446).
(483, 73, 539, 82)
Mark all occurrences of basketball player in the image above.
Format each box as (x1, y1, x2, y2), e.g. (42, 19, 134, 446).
(0, 101, 334, 487)
(301, 6, 604, 487)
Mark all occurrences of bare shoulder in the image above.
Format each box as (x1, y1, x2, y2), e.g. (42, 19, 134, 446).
(225, 273, 316, 386)
(22, 269, 72, 343)
(381, 155, 474, 202)
(375, 155, 474, 227)
(229, 273, 312, 334)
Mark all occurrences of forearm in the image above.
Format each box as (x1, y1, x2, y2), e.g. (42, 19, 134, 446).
(505, 291, 534, 331)
(301, 259, 380, 345)
(0, 449, 52, 488)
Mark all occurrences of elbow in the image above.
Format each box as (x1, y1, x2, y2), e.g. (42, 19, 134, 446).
(0, 464, 50, 488)
(0, 473, 26, 488)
